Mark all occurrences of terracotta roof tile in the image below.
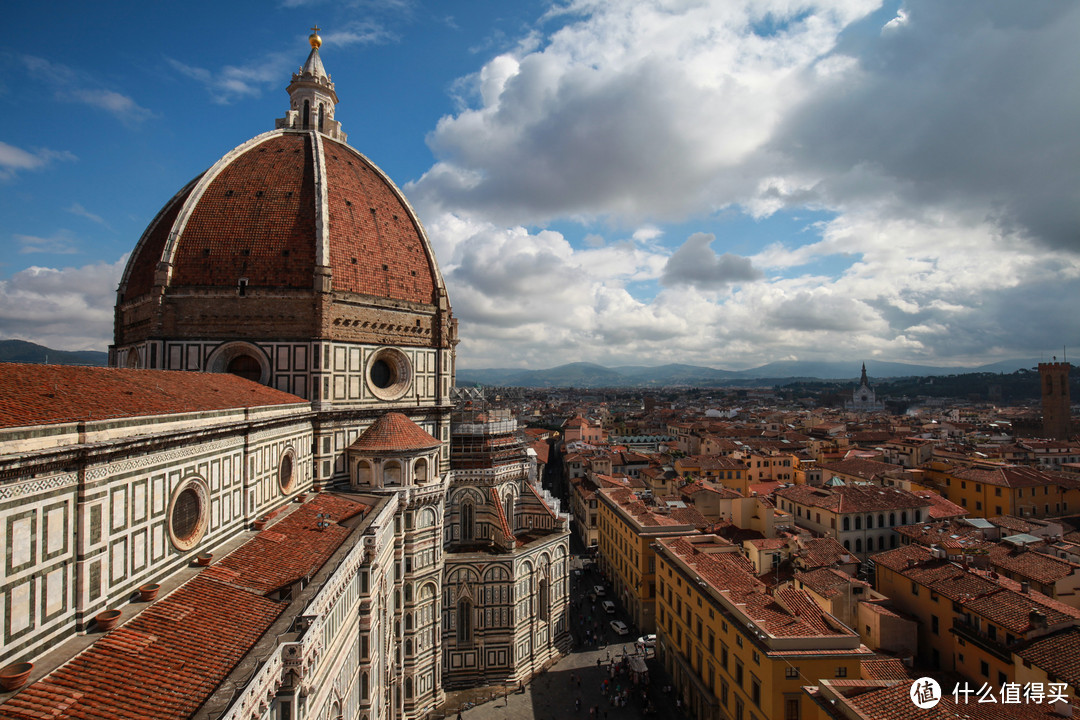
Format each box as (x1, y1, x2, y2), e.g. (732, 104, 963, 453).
(0, 363, 305, 430)
(1015, 626, 1080, 688)
(0, 494, 369, 720)
(349, 412, 441, 453)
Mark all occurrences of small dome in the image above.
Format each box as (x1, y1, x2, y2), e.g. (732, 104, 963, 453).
(350, 412, 441, 453)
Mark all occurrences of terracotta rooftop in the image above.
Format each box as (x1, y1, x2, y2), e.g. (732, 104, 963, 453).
(0, 363, 305, 430)
(0, 493, 370, 720)
(349, 412, 441, 453)
(817, 457, 899, 481)
(953, 465, 1058, 488)
(987, 543, 1080, 586)
(795, 567, 868, 599)
(859, 656, 910, 680)
(777, 483, 930, 513)
(1014, 626, 1080, 690)
(914, 490, 968, 520)
(123, 131, 441, 306)
(796, 537, 853, 569)
(810, 680, 1067, 720)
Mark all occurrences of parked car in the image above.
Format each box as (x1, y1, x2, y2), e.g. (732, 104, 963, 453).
(610, 620, 629, 635)
(602, 600, 616, 614)
(593, 585, 606, 597)
(637, 634, 656, 648)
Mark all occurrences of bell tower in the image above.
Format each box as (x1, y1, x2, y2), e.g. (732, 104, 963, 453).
(1039, 359, 1071, 440)
(275, 27, 346, 141)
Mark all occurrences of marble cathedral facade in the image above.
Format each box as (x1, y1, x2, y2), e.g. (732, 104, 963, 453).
(0, 31, 569, 720)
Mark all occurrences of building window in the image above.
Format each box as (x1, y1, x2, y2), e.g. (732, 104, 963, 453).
(457, 599, 473, 643)
(461, 503, 474, 540)
(785, 666, 799, 679)
(931, 615, 939, 635)
(835, 667, 847, 678)
(785, 698, 801, 720)
(278, 450, 295, 493)
(167, 476, 209, 551)
(980, 661, 989, 677)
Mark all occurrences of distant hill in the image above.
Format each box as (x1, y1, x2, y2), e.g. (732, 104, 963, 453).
(455, 358, 1043, 388)
(0, 339, 109, 367)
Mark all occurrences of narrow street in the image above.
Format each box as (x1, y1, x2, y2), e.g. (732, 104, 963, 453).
(449, 556, 686, 720)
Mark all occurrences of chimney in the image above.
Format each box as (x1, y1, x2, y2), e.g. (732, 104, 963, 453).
(1029, 608, 1048, 629)
(1021, 581, 1030, 594)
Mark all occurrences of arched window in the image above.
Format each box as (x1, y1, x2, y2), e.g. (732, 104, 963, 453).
(461, 503, 474, 541)
(384, 461, 402, 486)
(505, 493, 514, 531)
(878, 514, 885, 528)
(356, 460, 372, 486)
(361, 672, 369, 700)
(405, 639, 413, 656)
(889, 513, 895, 526)
(414, 457, 428, 485)
(915, 510, 922, 522)
(405, 613, 413, 630)
(866, 515, 873, 529)
(539, 577, 550, 622)
(844, 540, 851, 551)
(901, 511, 908, 525)
(456, 599, 472, 642)
(891, 535, 898, 548)
(842, 517, 850, 532)
(855, 538, 863, 553)
(855, 516, 862, 530)
(226, 354, 262, 382)
(303, 99, 310, 129)
(318, 103, 325, 132)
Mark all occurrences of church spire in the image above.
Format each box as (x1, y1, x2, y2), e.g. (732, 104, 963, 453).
(860, 362, 869, 387)
(275, 28, 346, 141)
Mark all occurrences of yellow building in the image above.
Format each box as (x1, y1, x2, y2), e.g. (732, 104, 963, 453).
(919, 460, 1078, 519)
(655, 535, 870, 720)
(674, 455, 749, 493)
(873, 544, 1080, 687)
(596, 488, 702, 632)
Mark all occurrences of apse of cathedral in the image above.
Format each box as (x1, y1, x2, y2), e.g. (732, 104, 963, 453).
(0, 30, 570, 720)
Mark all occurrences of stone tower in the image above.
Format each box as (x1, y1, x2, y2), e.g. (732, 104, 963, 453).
(1039, 360, 1071, 440)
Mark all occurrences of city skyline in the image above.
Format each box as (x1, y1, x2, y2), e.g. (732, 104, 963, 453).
(1, 0, 1078, 371)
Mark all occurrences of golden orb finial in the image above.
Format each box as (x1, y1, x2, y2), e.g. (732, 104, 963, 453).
(309, 26, 322, 49)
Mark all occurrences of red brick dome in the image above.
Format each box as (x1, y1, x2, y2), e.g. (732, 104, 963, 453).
(119, 130, 443, 306)
(350, 412, 441, 453)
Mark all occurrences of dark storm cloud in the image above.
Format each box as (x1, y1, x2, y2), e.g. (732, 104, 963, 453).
(660, 233, 762, 290)
(770, 1, 1080, 250)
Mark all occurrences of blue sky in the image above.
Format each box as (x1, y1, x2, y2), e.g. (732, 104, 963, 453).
(2, 0, 1079, 370)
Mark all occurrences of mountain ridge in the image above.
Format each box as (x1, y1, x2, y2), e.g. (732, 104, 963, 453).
(456, 358, 1042, 388)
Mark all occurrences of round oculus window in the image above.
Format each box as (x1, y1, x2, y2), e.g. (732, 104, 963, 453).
(279, 451, 295, 493)
(366, 348, 412, 401)
(167, 478, 209, 551)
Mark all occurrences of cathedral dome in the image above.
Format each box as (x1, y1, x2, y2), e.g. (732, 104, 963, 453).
(113, 36, 456, 367)
(120, 129, 441, 306)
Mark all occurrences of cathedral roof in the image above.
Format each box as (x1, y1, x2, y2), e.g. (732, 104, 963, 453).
(0, 363, 304, 430)
(118, 38, 445, 310)
(0, 494, 367, 720)
(349, 412, 441, 453)
(120, 132, 442, 305)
